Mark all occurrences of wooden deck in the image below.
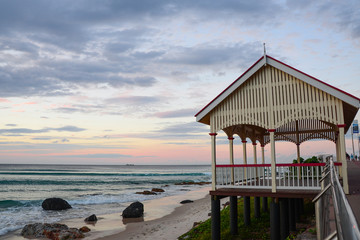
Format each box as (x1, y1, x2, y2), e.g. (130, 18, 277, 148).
(211, 160, 360, 225)
(210, 187, 319, 199)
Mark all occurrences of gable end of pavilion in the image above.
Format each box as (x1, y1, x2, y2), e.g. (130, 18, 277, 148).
(195, 55, 360, 133)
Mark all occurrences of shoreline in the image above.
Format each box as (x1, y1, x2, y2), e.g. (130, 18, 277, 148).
(98, 187, 215, 240)
(1, 186, 213, 240)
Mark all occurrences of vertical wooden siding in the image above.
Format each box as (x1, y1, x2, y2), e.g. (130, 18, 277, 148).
(210, 66, 344, 133)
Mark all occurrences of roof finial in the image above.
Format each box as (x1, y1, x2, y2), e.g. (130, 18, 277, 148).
(263, 43, 267, 66)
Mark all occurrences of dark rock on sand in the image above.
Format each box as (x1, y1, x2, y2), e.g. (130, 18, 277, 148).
(135, 190, 157, 195)
(193, 221, 201, 228)
(180, 200, 194, 204)
(151, 188, 165, 193)
(42, 198, 72, 210)
(21, 223, 85, 239)
(84, 214, 97, 222)
(122, 201, 144, 218)
(79, 226, 91, 233)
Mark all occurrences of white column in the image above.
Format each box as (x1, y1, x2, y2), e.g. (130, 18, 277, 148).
(261, 144, 265, 164)
(242, 140, 247, 164)
(338, 125, 349, 194)
(296, 143, 301, 163)
(270, 130, 276, 193)
(297, 143, 301, 180)
(336, 138, 342, 177)
(253, 142, 258, 178)
(242, 140, 247, 184)
(253, 142, 257, 164)
(336, 138, 340, 162)
(229, 137, 235, 184)
(210, 133, 217, 191)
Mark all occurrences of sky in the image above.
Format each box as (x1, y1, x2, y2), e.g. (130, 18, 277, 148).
(0, 0, 359, 165)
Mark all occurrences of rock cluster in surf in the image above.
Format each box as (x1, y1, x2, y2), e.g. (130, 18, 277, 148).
(21, 223, 89, 239)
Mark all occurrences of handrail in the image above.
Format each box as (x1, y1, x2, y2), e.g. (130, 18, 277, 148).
(313, 157, 360, 240)
(215, 163, 329, 190)
(216, 164, 271, 167)
(216, 163, 336, 167)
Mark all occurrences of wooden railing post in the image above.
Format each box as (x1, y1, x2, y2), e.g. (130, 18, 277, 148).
(270, 130, 276, 193)
(210, 133, 217, 190)
(229, 137, 235, 184)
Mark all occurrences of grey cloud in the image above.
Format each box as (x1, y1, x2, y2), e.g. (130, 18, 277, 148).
(32, 137, 52, 140)
(0, 125, 86, 134)
(0, 60, 157, 97)
(1, 0, 356, 100)
(0, 0, 280, 98)
(154, 108, 197, 118)
(0, 1, 282, 34)
(55, 107, 84, 114)
(106, 121, 208, 140)
(131, 50, 165, 59)
(106, 96, 161, 105)
(156, 122, 208, 134)
(160, 43, 261, 68)
(54, 126, 86, 132)
(0, 128, 47, 134)
(0, 66, 75, 97)
(0, 0, 282, 51)
(108, 76, 157, 88)
(286, 0, 360, 39)
(54, 104, 103, 114)
(0, 38, 39, 57)
(333, 3, 360, 38)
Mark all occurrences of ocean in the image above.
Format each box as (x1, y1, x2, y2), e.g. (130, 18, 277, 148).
(0, 164, 211, 236)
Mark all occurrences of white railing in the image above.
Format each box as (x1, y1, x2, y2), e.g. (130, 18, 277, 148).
(276, 163, 323, 190)
(215, 163, 342, 190)
(216, 164, 272, 189)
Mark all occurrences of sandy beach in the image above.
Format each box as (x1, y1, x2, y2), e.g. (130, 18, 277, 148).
(99, 187, 218, 240)
(1, 186, 218, 240)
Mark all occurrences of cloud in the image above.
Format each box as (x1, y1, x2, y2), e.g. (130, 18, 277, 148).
(53, 104, 104, 114)
(105, 121, 208, 140)
(159, 43, 261, 68)
(52, 138, 70, 144)
(106, 96, 162, 105)
(285, 0, 360, 39)
(32, 137, 52, 140)
(156, 122, 208, 134)
(153, 108, 197, 118)
(0, 0, 282, 98)
(0, 125, 86, 134)
(53, 126, 86, 132)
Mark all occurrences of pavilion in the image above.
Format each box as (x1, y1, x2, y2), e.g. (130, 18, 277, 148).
(195, 54, 360, 240)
